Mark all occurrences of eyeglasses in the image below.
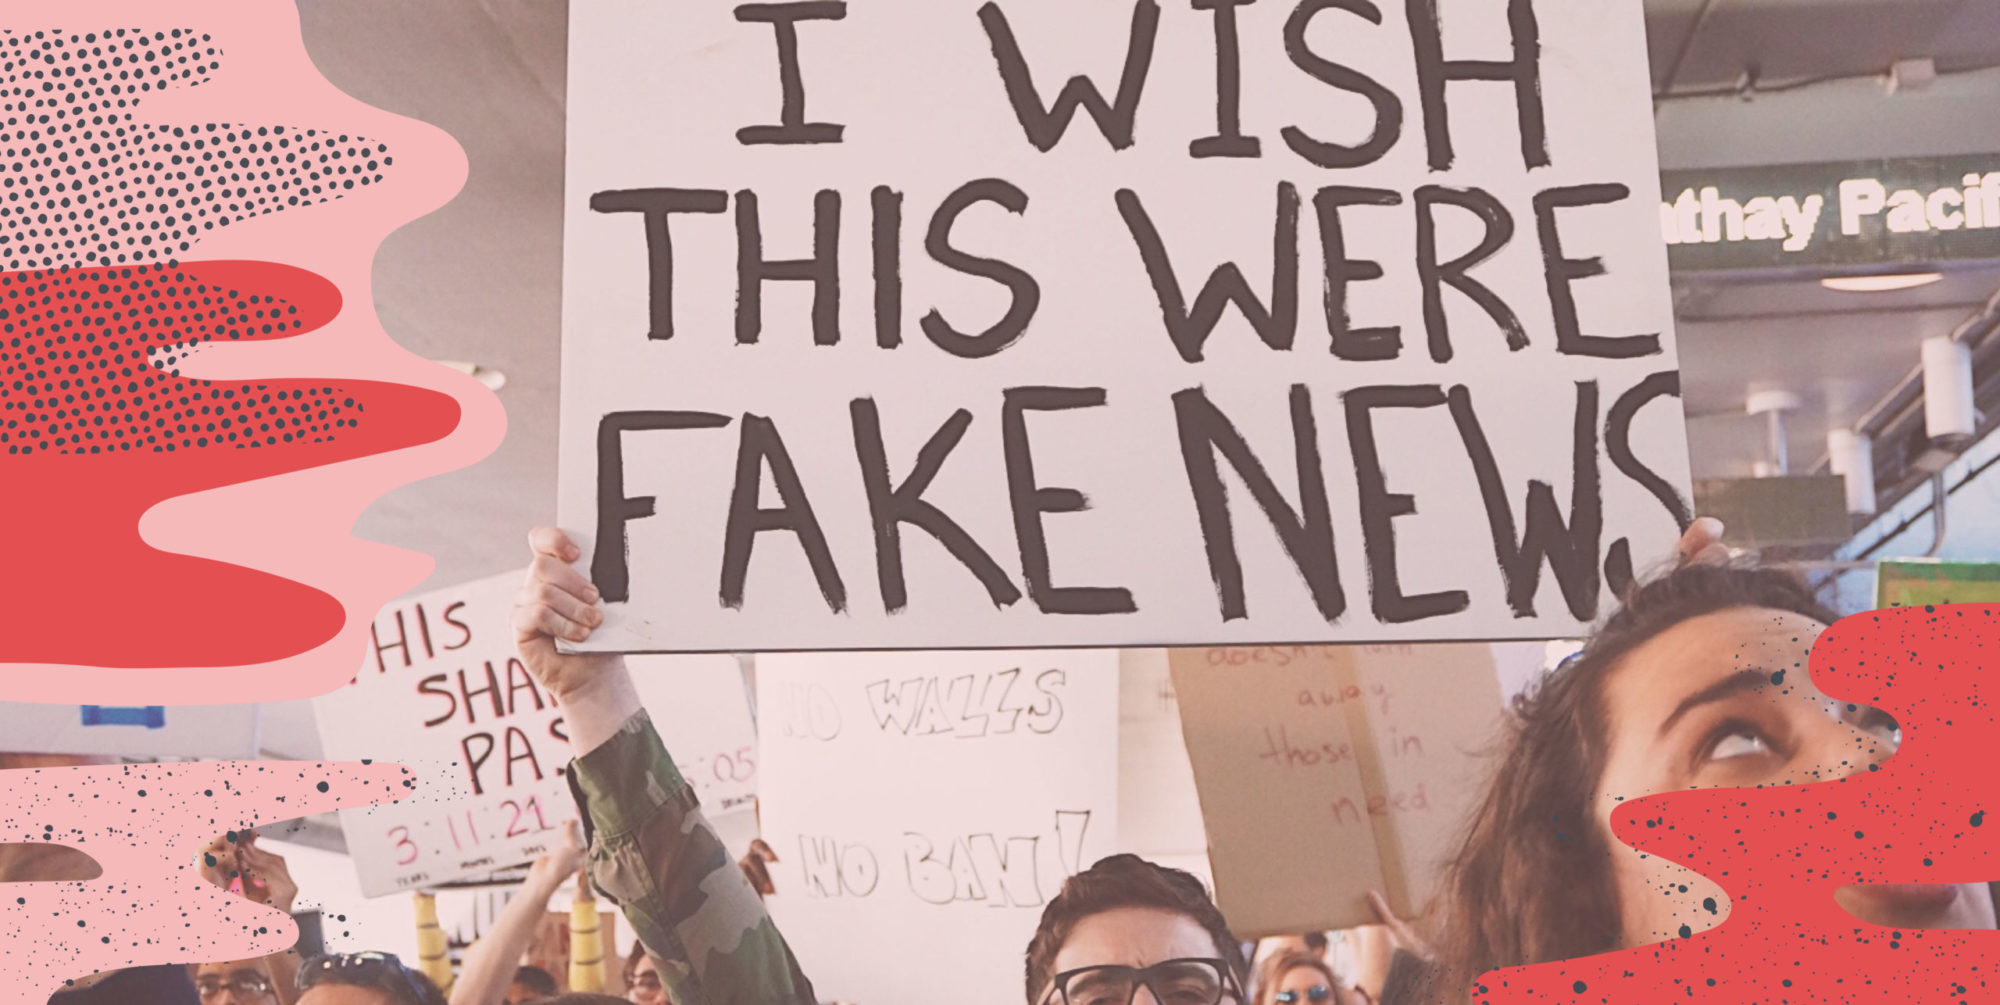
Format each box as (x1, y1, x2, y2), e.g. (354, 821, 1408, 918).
(195, 972, 275, 999)
(1045, 958, 1241, 1005)
(1275, 986, 1331, 1004)
(298, 951, 429, 1003)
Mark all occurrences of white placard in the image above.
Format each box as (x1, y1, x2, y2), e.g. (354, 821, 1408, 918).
(0, 702, 257, 759)
(313, 570, 758, 897)
(756, 649, 1119, 1005)
(557, 0, 1689, 653)
(1115, 649, 1209, 882)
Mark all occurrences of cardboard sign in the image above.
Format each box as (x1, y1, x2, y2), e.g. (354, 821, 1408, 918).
(556, 0, 1690, 653)
(1876, 560, 2000, 609)
(314, 571, 759, 896)
(1171, 644, 1505, 935)
(756, 649, 1118, 1005)
(0, 703, 258, 759)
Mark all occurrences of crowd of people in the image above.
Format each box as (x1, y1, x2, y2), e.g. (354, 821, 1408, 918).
(502, 517, 1998, 1005)
(15, 514, 1990, 1004)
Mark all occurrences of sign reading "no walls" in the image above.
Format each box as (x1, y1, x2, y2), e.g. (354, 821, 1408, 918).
(556, 0, 1690, 653)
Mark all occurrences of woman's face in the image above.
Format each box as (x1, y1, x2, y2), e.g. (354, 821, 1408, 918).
(626, 954, 666, 1005)
(1047, 907, 1238, 1004)
(1593, 606, 1996, 946)
(1270, 965, 1347, 1005)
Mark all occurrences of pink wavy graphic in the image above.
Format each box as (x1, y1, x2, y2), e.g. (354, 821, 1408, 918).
(0, 3, 503, 701)
(0, 760, 412, 1002)
(1479, 604, 2000, 1003)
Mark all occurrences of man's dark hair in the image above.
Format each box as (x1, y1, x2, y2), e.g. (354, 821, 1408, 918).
(540, 996, 628, 1005)
(405, 970, 448, 1005)
(511, 965, 559, 996)
(297, 954, 447, 1005)
(1023, 853, 1246, 1004)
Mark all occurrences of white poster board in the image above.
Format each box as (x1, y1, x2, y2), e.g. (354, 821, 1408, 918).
(557, 0, 1689, 653)
(314, 570, 758, 897)
(1116, 649, 1210, 883)
(0, 702, 258, 759)
(756, 649, 1119, 1005)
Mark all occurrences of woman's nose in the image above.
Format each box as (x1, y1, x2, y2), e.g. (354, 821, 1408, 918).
(1804, 716, 1895, 781)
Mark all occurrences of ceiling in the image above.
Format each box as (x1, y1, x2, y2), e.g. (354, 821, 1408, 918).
(292, 0, 2000, 591)
(1646, 0, 2000, 96)
(255, 0, 2000, 762)
(250, 0, 2000, 832)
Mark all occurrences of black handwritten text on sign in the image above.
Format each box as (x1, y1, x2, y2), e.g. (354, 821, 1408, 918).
(556, 0, 1688, 652)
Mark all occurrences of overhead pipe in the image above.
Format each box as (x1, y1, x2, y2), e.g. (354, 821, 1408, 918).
(1746, 389, 1801, 476)
(1809, 285, 2000, 475)
(1827, 429, 1875, 515)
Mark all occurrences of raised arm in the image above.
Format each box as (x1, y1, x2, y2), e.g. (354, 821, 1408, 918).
(236, 837, 304, 1005)
(448, 824, 584, 1005)
(513, 527, 817, 1005)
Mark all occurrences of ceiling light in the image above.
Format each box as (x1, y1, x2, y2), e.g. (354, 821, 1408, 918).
(1820, 273, 1943, 293)
(435, 359, 508, 392)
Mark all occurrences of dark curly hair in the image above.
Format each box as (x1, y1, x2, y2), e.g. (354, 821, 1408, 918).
(512, 964, 558, 996)
(1023, 854, 1247, 1004)
(1427, 564, 1838, 997)
(297, 953, 448, 1005)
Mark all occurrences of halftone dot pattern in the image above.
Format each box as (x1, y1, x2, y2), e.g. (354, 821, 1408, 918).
(0, 264, 362, 454)
(0, 14, 468, 674)
(1479, 604, 2000, 1005)
(0, 760, 414, 999)
(0, 28, 392, 272)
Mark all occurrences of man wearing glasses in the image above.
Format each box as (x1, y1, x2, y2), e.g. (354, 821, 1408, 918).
(1025, 854, 1249, 1005)
(513, 529, 1252, 1005)
(192, 959, 285, 1005)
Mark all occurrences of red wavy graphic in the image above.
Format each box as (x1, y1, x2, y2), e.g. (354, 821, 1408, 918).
(1479, 604, 2000, 1003)
(0, 20, 495, 683)
(0, 760, 414, 999)
(0, 261, 458, 666)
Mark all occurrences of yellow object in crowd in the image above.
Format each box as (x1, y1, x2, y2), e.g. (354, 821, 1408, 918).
(570, 871, 607, 991)
(413, 890, 455, 993)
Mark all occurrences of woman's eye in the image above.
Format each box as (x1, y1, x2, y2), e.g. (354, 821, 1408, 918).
(1709, 729, 1769, 761)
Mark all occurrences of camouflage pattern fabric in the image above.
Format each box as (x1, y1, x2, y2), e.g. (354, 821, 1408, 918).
(568, 710, 817, 1005)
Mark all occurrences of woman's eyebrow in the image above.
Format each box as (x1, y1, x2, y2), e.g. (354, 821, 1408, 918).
(1658, 669, 1771, 737)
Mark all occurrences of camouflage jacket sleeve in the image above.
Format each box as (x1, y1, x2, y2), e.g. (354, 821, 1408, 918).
(567, 709, 816, 1005)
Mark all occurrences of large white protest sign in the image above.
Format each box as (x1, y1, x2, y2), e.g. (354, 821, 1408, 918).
(756, 649, 1119, 1005)
(0, 702, 258, 759)
(557, 0, 1689, 653)
(314, 570, 758, 897)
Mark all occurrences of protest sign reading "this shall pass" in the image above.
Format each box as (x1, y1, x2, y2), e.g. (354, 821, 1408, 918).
(557, 0, 1688, 652)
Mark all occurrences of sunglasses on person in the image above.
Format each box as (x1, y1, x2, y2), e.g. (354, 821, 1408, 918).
(195, 971, 275, 1000)
(1043, 958, 1241, 1005)
(1274, 986, 1332, 1004)
(297, 950, 430, 1002)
